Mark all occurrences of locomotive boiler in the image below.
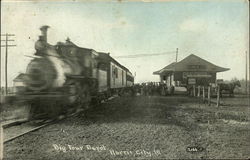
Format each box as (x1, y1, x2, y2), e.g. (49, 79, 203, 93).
(14, 26, 134, 119)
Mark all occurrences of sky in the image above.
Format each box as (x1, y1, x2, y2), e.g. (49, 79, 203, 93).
(1, 0, 249, 86)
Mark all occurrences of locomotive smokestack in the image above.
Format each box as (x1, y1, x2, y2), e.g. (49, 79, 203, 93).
(40, 25, 50, 43)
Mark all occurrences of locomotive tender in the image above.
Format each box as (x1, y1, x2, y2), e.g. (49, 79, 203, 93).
(15, 26, 134, 118)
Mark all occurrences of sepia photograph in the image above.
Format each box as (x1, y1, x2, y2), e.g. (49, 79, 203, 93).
(0, 0, 249, 159)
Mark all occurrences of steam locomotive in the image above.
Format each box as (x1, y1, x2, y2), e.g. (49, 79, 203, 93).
(14, 26, 134, 119)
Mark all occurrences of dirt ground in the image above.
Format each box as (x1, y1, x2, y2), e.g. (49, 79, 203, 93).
(0, 104, 30, 123)
(3, 95, 250, 160)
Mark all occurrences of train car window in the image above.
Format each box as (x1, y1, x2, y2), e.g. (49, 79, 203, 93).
(84, 56, 90, 67)
(112, 65, 115, 78)
(115, 68, 118, 78)
(122, 70, 124, 85)
(98, 63, 107, 71)
(126, 74, 134, 82)
(92, 59, 97, 68)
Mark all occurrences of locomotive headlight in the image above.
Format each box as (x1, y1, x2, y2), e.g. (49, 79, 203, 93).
(25, 58, 56, 91)
(28, 68, 46, 85)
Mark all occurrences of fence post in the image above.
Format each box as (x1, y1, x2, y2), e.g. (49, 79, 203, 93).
(197, 86, 200, 97)
(217, 85, 220, 107)
(189, 86, 192, 96)
(202, 86, 205, 102)
(193, 85, 196, 97)
(208, 86, 211, 106)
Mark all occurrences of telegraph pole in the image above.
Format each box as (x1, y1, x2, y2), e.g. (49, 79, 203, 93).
(176, 48, 178, 62)
(246, 51, 248, 94)
(249, 50, 250, 96)
(0, 35, 1, 95)
(1, 33, 16, 95)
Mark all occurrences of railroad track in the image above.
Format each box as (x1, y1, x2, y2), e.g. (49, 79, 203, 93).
(3, 121, 50, 143)
(2, 95, 118, 144)
(2, 112, 80, 144)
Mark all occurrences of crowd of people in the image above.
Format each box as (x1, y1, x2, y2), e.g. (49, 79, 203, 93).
(131, 82, 175, 96)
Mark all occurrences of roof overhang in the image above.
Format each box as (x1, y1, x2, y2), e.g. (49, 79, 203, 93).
(153, 54, 230, 75)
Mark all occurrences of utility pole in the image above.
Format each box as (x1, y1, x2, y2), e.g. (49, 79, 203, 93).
(249, 50, 250, 96)
(0, 35, 1, 95)
(246, 51, 248, 94)
(1, 33, 16, 95)
(176, 48, 178, 62)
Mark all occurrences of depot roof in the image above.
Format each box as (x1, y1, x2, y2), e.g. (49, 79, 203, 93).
(153, 54, 230, 75)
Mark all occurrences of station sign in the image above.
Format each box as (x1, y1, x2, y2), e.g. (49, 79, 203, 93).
(183, 72, 211, 78)
(187, 65, 206, 70)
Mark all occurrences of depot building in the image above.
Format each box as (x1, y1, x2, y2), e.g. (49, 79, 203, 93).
(153, 54, 229, 86)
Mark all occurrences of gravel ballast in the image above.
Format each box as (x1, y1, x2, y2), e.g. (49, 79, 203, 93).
(3, 95, 250, 160)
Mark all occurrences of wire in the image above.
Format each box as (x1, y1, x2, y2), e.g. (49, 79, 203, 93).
(114, 51, 176, 58)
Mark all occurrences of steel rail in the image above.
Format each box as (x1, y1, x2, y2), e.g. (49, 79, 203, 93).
(3, 95, 117, 144)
